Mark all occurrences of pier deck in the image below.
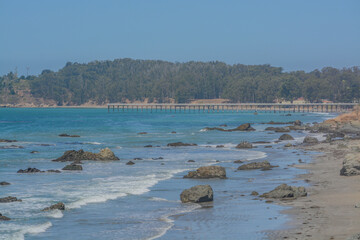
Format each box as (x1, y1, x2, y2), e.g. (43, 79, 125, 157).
(107, 103, 357, 113)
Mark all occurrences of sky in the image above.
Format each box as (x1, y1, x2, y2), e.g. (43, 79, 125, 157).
(0, 0, 359, 76)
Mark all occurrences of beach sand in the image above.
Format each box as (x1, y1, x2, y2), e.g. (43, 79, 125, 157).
(268, 139, 360, 240)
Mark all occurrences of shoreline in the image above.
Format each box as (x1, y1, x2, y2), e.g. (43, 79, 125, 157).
(268, 138, 360, 240)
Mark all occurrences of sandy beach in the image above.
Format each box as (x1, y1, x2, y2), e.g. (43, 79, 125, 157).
(269, 113, 360, 240)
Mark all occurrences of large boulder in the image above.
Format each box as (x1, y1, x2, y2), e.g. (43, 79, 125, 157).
(347, 233, 360, 240)
(0, 182, 10, 186)
(184, 166, 226, 179)
(260, 184, 307, 199)
(303, 136, 319, 144)
(180, 185, 214, 203)
(279, 134, 294, 141)
(340, 153, 360, 176)
(167, 142, 197, 147)
(235, 141, 253, 149)
(237, 160, 277, 170)
(62, 164, 83, 171)
(42, 202, 65, 211)
(0, 213, 10, 221)
(52, 148, 119, 162)
(0, 196, 22, 203)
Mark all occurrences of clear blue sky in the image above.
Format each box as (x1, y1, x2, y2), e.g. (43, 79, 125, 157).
(0, 0, 359, 76)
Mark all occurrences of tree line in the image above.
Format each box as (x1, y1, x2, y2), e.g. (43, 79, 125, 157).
(1, 58, 360, 105)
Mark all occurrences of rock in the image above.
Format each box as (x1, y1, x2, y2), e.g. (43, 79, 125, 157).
(279, 134, 294, 141)
(0, 196, 22, 203)
(0, 182, 10, 185)
(340, 153, 360, 176)
(184, 166, 226, 179)
(0, 213, 10, 221)
(133, 158, 143, 160)
(260, 184, 307, 199)
(30, 151, 39, 154)
(52, 148, 119, 162)
(59, 133, 80, 137)
(251, 191, 259, 196)
(216, 145, 224, 148)
(62, 164, 83, 171)
(294, 120, 302, 126)
(303, 136, 319, 144)
(17, 168, 42, 173)
(265, 127, 290, 132)
(237, 161, 278, 170)
(233, 123, 255, 131)
(171, 131, 177, 134)
(152, 157, 164, 160)
(204, 123, 255, 132)
(219, 124, 227, 127)
(138, 132, 147, 135)
(264, 145, 272, 148)
(285, 113, 292, 116)
(234, 160, 243, 163)
(42, 202, 65, 211)
(253, 141, 271, 144)
(274, 127, 290, 133)
(144, 145, 152, 148)
(167, 142, 197, 147)
(187, 160, 195, 162)
(126, 161, 135, 165)
(46, 170, 61, 173)
(355, 202, 360, 208)
(0, 139, 17, 143)
(180, 185, 214, 203)
(235, 141, 253, 149)
(284, 143, 292, 147)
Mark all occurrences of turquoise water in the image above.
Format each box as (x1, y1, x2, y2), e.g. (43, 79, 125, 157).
(0, 108, 335, 240)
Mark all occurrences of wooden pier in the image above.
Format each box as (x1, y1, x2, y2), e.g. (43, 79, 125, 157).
(107, 103, 357, 113)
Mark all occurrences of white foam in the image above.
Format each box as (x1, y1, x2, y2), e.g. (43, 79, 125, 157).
(85, 142, 102, 145)
(46, 210, 64, 219)
(0, 222, 52, 240)
(146, 204, 201, 240)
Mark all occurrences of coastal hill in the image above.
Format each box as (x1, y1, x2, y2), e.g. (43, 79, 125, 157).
(1, 59, 360, 107)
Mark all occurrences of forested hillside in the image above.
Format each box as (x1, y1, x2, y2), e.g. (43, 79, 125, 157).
(1, 58, 360, 105)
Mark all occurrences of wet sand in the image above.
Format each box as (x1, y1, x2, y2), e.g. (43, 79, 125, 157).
(269, 139, 360, 240)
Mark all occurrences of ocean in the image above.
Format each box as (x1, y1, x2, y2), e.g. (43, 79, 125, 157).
(0, 108, 335, 240)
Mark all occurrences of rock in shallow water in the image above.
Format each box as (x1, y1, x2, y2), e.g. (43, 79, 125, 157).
(303, 136, 319, 144)
(279, 134, 294, 141)
(237, 161, 277, 170)
(260, 184, 307, 199)
(0, 196, 22, 203)
(235, 141, 253, 149)
(0, 213, 10, 221)
(42, 202, 65, 211)
(126, 161, 135, 165)
(0, 182, 10, 185)
(62, 164, 83, 171)
(180, 185, 214, 203)
(167, 142, 197, 147)
(53, 148, 119, 162)
(184, 166, 226, 179)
